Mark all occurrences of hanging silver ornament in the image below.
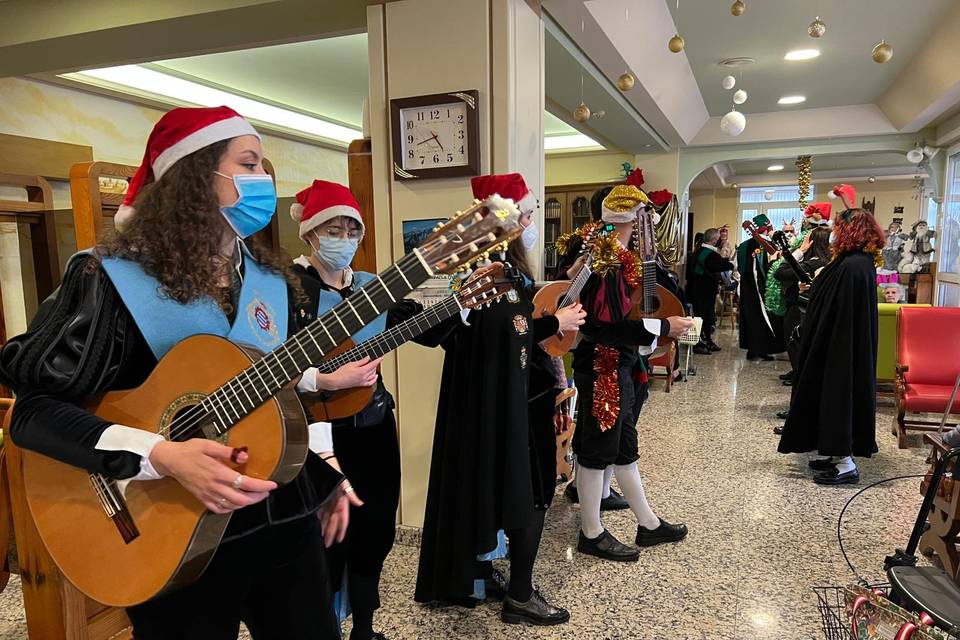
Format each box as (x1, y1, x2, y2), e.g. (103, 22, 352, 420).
(721, 75, 736, 90)
(808, 16, 826, 38)
(733, 89, 747, 105)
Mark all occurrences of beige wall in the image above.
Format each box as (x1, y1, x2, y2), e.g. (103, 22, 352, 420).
(0, 76, 348, 335)
(634, 148, 679, 193)
(689, 188, 738, 235)
(545, 150, 631, 186)
(842, 179, 922, 230)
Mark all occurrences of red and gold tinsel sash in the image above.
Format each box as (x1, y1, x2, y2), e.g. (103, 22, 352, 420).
(592, 345, 620, 432)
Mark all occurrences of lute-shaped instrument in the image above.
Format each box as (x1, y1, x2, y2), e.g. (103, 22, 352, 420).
(21, 198, 521, 606)
(310, 263, 513, 421)
(629, 206, 684, 356)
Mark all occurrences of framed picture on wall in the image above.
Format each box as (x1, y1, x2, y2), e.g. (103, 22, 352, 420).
(402, 218, 445, 254)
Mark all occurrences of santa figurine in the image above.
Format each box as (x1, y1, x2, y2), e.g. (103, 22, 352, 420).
(898, 220, 936, 273)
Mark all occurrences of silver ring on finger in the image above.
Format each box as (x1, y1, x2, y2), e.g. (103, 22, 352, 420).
(232, 474, 244, 490)
(218, 497, 229, 508)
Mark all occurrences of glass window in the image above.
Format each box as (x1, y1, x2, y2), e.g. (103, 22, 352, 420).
(738, 185, 812, 241)
(941, 151, 960, 276)
(938, 282, 960, 307)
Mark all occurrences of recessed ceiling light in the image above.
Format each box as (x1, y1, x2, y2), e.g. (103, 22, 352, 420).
(767, 164, 785, 171)
(778, 95, 806, 105)
(784, 49, 820, 61)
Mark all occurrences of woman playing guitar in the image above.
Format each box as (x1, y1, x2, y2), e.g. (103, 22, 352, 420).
(0, 107, 346, 639)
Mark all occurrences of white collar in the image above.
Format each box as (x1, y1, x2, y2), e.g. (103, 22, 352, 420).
(702, 244, 719, 254)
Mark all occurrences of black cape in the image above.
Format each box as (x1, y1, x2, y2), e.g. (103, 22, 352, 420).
(414, 288, 557, 604)
(737, 237, 781, 354)
(778, 251, 879, 457)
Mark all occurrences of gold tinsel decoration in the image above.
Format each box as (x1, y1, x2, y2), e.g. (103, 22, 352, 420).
(555, 221, 642, 281)
(795, 155, 812, 209)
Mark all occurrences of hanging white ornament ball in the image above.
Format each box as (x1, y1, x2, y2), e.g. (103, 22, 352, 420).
(720, 109, 746, 137)
(763, 189, 775, 201)
(733, 89, 747, 105)
(722, 75, 736, 90)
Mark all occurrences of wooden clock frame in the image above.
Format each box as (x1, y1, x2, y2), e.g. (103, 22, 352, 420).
(390, 89, 480, 180)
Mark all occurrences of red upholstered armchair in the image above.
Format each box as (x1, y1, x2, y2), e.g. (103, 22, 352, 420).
(894, 307, 960, 448)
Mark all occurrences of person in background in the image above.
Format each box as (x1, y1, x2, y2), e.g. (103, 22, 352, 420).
(882, 284, 902, 304)
(686, 227, 734, 355)
(416, 173, 584, 627)
(737, 214, 782, 361)
(778, 184, 882, 485)
(0, 106, 344, 639)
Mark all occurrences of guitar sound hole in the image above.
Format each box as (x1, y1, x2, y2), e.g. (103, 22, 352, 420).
(166, 403, 219, 443)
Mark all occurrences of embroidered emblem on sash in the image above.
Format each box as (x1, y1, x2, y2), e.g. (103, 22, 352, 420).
(507, 290, 519, 303)
(512, 314, 529, 335)
(247, 296, 281, 347)
(520, 345, 528, 370)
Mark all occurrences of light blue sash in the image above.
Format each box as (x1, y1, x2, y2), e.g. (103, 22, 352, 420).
(316, 271, 387, 345)
(100, 245, 288, 360)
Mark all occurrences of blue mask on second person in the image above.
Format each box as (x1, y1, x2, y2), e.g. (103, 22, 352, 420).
(215, 172, 277, 238)
(315, 236, 359, 271)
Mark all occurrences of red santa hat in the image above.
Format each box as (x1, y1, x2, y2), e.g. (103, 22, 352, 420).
(117, 106, 259, 226)
(290, 180, 364, 240)
(828, 183, 857, 210)
(803, 202, 832, 225)
(470, 173, 537, 214)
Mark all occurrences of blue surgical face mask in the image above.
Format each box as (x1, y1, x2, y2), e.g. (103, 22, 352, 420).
(314, 236, 358, 271)
(215, 172, 277, 238)
(521, 221, 539, 251)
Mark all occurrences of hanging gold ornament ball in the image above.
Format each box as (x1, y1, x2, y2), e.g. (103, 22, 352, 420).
(573, 103, 591, 123)
(808, 16, 826, 38)
(668, 34, 685, 53)
(731, 0, 746, 17)
(872, 40, 893, 63)
(616, 72, 636, 92)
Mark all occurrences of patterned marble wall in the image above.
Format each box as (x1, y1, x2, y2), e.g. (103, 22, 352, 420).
(0, 76, 348, 334)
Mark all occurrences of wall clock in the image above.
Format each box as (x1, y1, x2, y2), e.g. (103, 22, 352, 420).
(390, 89, 480, 180)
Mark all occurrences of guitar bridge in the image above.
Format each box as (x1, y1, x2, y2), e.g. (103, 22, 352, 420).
(89, 474, 141, 544)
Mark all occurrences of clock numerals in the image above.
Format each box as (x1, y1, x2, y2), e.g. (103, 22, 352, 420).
(393, 92, 476, 178)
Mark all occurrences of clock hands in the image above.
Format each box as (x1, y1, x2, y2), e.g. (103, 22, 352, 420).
(415, 132, 444, 151)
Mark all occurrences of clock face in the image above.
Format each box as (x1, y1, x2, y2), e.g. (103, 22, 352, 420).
(399, 102, 469, 171)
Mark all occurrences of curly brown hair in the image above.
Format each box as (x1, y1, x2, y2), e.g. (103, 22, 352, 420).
(96, 139, 303, 313)
(831, 208, 885, 262)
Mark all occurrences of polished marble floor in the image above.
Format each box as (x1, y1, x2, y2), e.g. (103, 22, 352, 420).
(0, 331, 932, 639)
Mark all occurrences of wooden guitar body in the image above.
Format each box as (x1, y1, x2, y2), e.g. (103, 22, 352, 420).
(532, 281, 577, 357)
(308, 338, 375, 422)
(21, 334, 308, 607)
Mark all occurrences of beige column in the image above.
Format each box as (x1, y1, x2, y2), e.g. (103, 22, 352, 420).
(367, 0, 544, 526)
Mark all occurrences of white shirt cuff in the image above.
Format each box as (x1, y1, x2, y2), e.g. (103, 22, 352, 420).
(636, 319, 661, 356)
(297, 367, 320, 393)
(95, 425, 165, 497)
(792, 248, 804, 261)
(460, 308, 472, 325)
(308, 421, 334, 454)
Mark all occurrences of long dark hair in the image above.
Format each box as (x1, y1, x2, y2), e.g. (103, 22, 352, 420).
(807, 227, 831, 263)
(504, 237, 534, 285)
(96, 139, 303, 313)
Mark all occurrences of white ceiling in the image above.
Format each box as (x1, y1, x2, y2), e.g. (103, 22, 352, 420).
(666, 0, 956, 116)
(154, 35, 369, 129)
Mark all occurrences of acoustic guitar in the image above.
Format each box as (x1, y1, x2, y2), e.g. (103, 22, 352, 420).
(310, 263, 514, 421)
(532, 224, 607, 357)
(630, 205, 684, 356)
(21, 198, 521, 607)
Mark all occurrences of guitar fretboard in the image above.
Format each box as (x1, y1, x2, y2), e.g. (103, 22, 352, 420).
(642, 259, 657, 314)
(559, 259, 593, 309)
(181, 252, 431, 438)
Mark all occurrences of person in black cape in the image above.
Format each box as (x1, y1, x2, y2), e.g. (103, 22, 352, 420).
(778, 192, 883, 485)
(737, 214, 782, 360)
(415, 173, 584, 626)
(686, 227, 735, 354)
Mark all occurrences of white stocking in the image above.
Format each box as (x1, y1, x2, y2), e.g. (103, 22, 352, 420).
(613, 463, 660, 530)
(577, 466, 606, 539)
(602, 466, 614, 499)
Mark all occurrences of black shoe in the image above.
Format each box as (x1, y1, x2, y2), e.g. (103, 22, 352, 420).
(759, 354, 774, 361)
(371, 634, 390, 640)
(705, 341, 722, 352)
(776, 411, 790, 420)
(773, 426, 784, 435)
(600, 489, 629, 511)
(502, 589, 570, 626)
(485, 568, 509, 601)
(779, 371, 794, 381)
(782, 378, 793, 386)
(577, 529, 639, 562)
(564, 483, 579, 504)
(693, 344, 712, 355)
(635, 518, 688, 547)
(813, 467, 860, 485)
(808, 458, 837, 472)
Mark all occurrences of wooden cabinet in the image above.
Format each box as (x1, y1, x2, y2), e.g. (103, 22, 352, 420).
(543, 182, 614, 278)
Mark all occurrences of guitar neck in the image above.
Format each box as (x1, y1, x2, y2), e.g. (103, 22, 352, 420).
(559, 261, 593, 309)
(642, 259, 657, 314)
(316, 293, 463, 372)
(200, 253, 430, 435)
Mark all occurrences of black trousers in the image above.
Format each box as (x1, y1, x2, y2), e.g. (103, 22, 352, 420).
(326, 413, 402, 617)
(572, 369, 648, 469)
(127, 516, 338, 640)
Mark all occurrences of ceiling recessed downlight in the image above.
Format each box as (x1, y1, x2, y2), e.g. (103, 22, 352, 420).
(784, 49, 820, 61)
(767, 164, 785, 171)
(778, 95, 807, 105)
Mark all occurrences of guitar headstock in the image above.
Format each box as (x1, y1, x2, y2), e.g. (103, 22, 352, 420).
(417, 198, 522, 275)
(457, 262, 514, 309)
(637, 206, 657, 260)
